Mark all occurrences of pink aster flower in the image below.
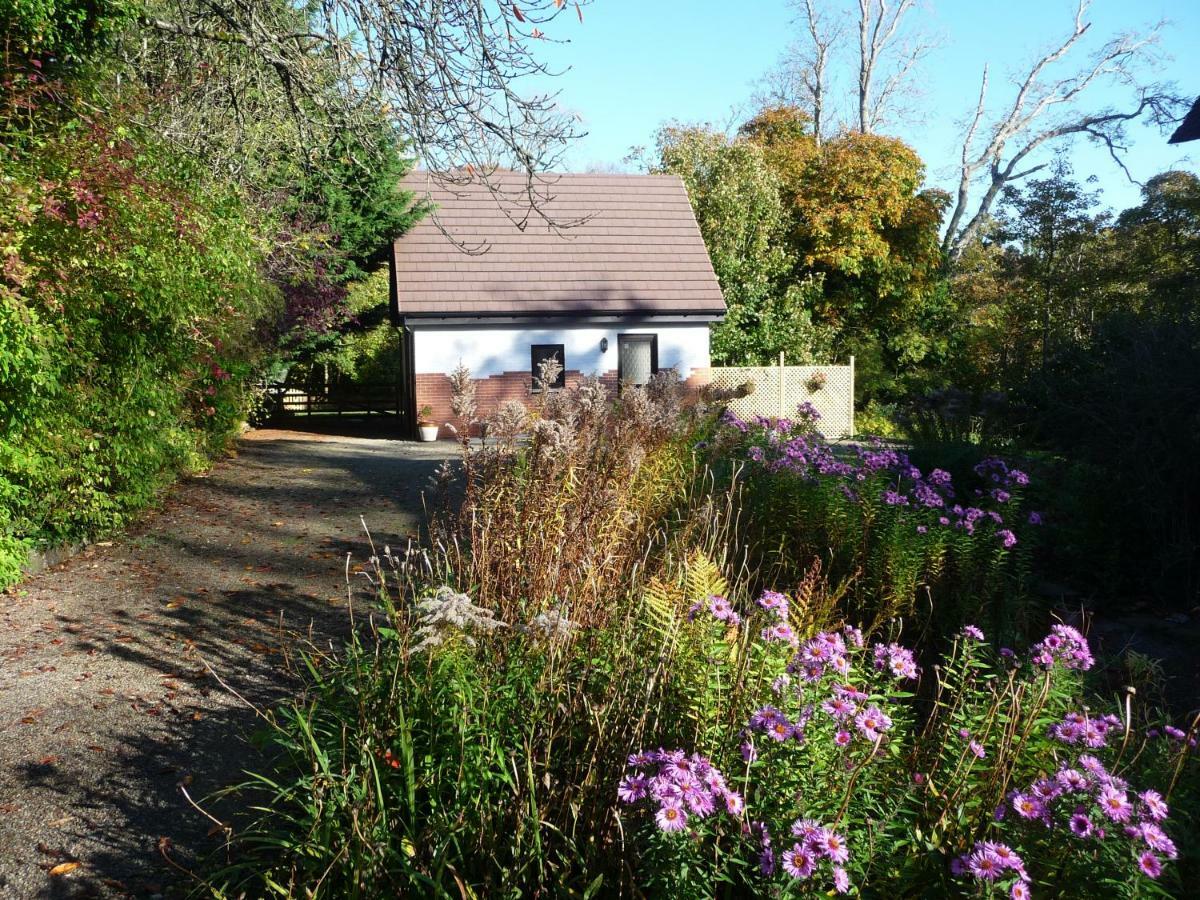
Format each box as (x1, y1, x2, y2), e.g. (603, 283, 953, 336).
(1011, 881, 1031, 900)
(1140, 789, 1169, 821)
(822, 696, 858, 719)
(1098, 785, 1133, 822)
(854, 706, 892, 741)
(655, 802, 688, 832)
(833, 865, 850, 893)
(834, 729, 852, 747)
(969, 740, 987, 759)
(817, 829, 850, 863)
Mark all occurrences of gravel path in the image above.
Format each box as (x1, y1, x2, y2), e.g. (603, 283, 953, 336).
(0, 430, 451, 899)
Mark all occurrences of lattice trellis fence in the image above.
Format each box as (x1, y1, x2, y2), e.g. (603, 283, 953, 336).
(705, 357, 855, 438)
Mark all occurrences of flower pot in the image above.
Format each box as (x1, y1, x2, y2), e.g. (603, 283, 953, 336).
(417, 424, 439, 442)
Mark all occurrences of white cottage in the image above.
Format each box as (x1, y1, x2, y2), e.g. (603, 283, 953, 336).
(389, 171, 726, 438)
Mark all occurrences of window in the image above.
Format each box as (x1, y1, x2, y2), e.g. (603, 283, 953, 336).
(617, 334, 658, 388)
(531, 344, 566, 390)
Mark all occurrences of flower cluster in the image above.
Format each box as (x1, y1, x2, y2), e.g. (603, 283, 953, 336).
(618, 749, 743, 832)
(1049, 710, 1123, 748)
(778, 819, 852, 892)
(872, 642, 920, 680)
(687, 593, 742, 627)
(952, 841, 1029, 896)
(996, 752, 1178, 884)
(721, 411, 1035, 548)
(1030, 623, 1095, 671)
(410, 586, 507, 653)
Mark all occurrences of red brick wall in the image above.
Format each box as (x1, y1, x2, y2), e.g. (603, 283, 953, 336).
(416, 368, 713, 439)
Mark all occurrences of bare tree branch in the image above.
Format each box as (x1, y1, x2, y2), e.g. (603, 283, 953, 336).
(942, 0, 1184, 258)
(120, 0, 591, 225)
(857, 0, 926, 133)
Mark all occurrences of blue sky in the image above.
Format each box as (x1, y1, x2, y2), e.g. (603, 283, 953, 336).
(532, 0, 1198, 214)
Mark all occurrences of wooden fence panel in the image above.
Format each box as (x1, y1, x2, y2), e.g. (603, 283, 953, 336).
(705, 358, 855, 438)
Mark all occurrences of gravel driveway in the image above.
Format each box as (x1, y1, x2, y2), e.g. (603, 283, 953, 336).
(0, 430, 451, 898)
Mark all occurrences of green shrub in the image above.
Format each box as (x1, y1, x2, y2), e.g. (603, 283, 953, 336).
(0, 82, 276, 581)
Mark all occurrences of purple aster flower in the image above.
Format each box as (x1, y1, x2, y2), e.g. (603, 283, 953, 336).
(961, 624, 985, 641)
(968, 848, 1004, 880)
(992, 489, 1011, 503)
(655, 801, 688, 832)
(1028, 511, 1043, 525)
(791, 818, 823, 841)
(983, 842, 1024, 872)
(1140, 823, 1178, 859)
(882, 489, 909, 506)
(767, 719, 796, 742)
(834, 729, 852, 747)
(1164, 725, 1186, 741)
(938, 515, 951, 526)
(1070, 812, 1094, 837)
(762, 622, 799, 646)
(916, 525, 928, 534)
(758, 845, 776, 876)
(617, 774, 649, 803)
(1138, 851, 1162, 879)
(1056, 768, 1089, 792)
(969, 740, 986, 759)
(997, 529, 1018, 548)
(1011, 881, 1031, 900)
(750, 706, 785, 730)
(1011, 793, 1044, 820)
(782, 844, 816, 879)
(708, 595, 735, 621)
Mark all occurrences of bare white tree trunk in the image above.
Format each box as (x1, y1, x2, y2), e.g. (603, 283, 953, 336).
(942, 0, 1182, 259)
(856, 0, 922, 134)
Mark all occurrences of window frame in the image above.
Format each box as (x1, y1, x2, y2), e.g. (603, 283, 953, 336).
(616, 333, 659, 388)
(530, 343, 567, 391)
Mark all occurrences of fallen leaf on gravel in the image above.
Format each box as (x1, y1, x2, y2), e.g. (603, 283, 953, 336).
(87, 745, 105, 753)
(165, 596, 186, 609)
(272, 521, 284, 527)
(49, 861, 80, 876)
(38, 755, 61, 765)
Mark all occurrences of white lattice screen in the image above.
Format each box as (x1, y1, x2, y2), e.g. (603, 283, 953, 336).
(705, 358, 855, 438)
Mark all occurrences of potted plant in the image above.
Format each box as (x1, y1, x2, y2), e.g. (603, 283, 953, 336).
(417, 405, 439, 442)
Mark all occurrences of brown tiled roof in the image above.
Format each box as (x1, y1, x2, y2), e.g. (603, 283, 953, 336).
(391, 171, 726, 318)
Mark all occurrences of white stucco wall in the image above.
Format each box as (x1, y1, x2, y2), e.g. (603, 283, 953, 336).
(411, 321, 711, 378)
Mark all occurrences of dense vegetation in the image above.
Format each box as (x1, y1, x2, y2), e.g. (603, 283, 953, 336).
(649, 119, 1199, 611)
(215, 372, 1199, 897)
(0, 0, 421, 582)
